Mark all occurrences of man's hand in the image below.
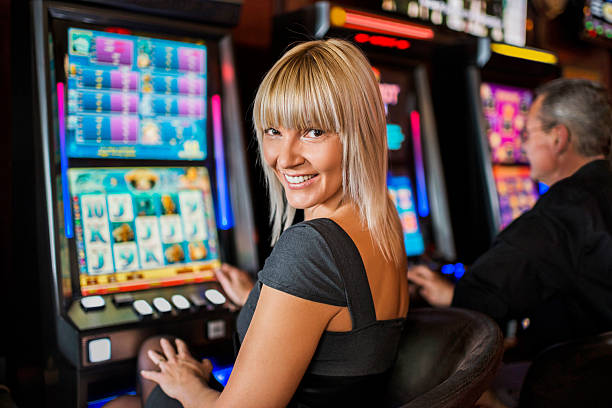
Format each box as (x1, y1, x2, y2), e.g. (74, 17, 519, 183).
(407, 265, 455, 307)
(215, 263, 255, 307)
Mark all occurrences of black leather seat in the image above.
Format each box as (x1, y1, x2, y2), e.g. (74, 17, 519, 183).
(384, 307, 504, 408)
(518, 330, 612, 408)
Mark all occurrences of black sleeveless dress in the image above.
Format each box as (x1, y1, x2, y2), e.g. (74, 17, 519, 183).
(146, 218, 405, 407)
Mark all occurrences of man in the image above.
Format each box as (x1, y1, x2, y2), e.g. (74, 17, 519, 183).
(408, 78, 612, 358)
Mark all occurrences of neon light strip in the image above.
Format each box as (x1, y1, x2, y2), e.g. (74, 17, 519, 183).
(57, 82, 73, 239)
(337, 8, 434, 40)
(211, 94, 234, 230)
(490, 43, 558, 65)
(410, 111, 430, 217)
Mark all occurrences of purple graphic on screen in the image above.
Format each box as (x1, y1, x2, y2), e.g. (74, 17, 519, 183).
(178, 98, 204, 117)
(110, 71, 139, 90)
(178, 48, 204, 73)
(96, 37, 134, 66)
(178, 77, 204, 95)
(110, 94, 139, 113)
(110, 116, 139, 142)
(481, 83, 533, 165)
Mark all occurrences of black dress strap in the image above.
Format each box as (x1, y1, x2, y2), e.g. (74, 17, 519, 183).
(306, 218, 377, 329)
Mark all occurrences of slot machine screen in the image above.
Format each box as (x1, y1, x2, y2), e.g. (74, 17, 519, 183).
(492, 165, 539, 229)
(69, 167, 220, 296)
(66, 27, 207, 160)
(388, 175, 425, 257)
(481, 82, 540, 229)
(480, 82, 532, 164)
(374, 64, 429, 257)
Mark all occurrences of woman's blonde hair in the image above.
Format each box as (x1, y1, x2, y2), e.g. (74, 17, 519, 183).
(253, 38, 405, 269)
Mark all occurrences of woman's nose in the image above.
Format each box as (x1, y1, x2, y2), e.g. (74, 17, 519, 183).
(277, 137, 303, 169)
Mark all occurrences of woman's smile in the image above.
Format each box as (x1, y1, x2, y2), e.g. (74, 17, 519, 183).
(283, 173, 319, 189)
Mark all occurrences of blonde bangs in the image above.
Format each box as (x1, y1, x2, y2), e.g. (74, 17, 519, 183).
(254, 52, 343, 136)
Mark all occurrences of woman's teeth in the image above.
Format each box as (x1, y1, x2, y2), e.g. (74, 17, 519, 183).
(285, 174, 315, 184)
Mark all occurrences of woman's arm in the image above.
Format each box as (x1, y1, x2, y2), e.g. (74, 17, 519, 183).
(215, 284, 341, 407)
(143, 284, 341, 408)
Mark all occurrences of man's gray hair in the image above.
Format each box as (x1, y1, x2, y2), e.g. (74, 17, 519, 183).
(535, 78, 612, 160)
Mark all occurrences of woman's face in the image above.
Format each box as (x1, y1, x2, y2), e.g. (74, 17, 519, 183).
(262, 126, 344, 218)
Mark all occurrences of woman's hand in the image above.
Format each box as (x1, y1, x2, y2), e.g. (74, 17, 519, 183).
(406, 265, 455, 307)
(215, 263, 254, 307)
(140, 338, 216, 406)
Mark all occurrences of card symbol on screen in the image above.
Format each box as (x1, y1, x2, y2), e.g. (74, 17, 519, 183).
(188, 224, 198, 238)
(141, 226, 152, 240)
(186, 201, 197, 214)
(113, 204, 125, 218)
(89, 228, 107, 243)
(92, 253, 105, 271)
(87, 203, 105, 218)
(165, 225, 176, 239)
(119, 251, 134, 267)
(144, 250, 160, 265)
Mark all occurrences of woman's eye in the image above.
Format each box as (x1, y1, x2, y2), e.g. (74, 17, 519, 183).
(264, 128, 280, 136)
(305, 129, 324, 138)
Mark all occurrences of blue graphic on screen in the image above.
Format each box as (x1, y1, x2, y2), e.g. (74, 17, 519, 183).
(387, 175, 425, 256)
(65, 28, 207, 160)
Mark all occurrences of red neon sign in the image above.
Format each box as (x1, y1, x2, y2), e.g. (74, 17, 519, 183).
(336, 7, 434, 40)
(355, 33, 410, 50)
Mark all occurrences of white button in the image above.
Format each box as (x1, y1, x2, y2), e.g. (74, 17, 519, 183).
(133, 299, 153, 316)
(171, 294, 191, 310)
(189, 293, 207, 307)
(81, 296, 105, 310)
(204, 289, 226, 305)
(207, 320, 226, 340)
(88, 338, 111, 363)
(153, 297, 172, 313)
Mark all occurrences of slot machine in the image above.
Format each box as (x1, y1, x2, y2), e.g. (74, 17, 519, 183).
(273, 2, 463, 265)
(433, 39, 560, 262)
(30, 1, 257, 406)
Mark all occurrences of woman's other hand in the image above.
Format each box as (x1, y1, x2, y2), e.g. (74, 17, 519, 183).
(406, 265, 455, 307)
(140, 338, 216, 406)
(215, 263, 254, 307)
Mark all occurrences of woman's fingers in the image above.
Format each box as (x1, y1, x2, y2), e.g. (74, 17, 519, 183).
(140, 369, 163, 383)
(159, 338, 177, 362)
(147, 349, 166, 366)
(175, 338, 190, 358)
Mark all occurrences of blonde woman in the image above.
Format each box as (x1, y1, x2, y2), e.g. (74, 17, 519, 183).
(108, 38, 409, 408)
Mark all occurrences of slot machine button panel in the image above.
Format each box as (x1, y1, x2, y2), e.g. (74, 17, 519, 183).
(206, 320, 226, 340)
(189, 293, 211, 310)
(204, 289, 226, 306)
(87, 337, 112, 363)
(80, 295, 106, 312)
(152, 297, 173, 313)
(133, 299, 154, 317)
(171, 294, 191, 310)
(112, 293, 134, 307)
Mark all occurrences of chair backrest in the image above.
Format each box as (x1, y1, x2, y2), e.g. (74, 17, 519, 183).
(518, 330, 612, 408)
(384, 307, 503, 408)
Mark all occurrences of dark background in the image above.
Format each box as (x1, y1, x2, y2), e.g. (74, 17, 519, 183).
(1, 0, 610, 406)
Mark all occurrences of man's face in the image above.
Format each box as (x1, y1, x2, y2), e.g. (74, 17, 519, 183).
(523, 95, 558, 185)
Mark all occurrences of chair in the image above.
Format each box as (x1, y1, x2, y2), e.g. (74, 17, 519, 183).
(384, 307, 504, 408)
(518, 330, 612, 408)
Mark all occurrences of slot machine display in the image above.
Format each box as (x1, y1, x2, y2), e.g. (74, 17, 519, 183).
(273, 2, 461, 263)
(432, 39, 559, 262)
(481, 83, 540, 230)
(31, 1, 257, 406)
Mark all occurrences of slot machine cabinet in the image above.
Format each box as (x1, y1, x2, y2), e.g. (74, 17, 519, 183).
(433, 39, 560, 263)
(30, 1, 258, 406)
(272, 2, 466, 264)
